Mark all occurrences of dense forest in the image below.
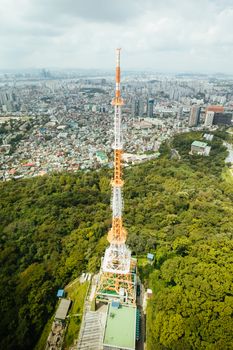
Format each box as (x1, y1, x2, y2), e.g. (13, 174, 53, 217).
(0, 131, 232, 350)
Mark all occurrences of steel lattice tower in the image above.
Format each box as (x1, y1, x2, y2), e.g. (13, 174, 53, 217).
(96, 49, 136, 305)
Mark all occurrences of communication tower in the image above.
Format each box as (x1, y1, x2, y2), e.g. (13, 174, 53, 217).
(96, 49, 136, 305)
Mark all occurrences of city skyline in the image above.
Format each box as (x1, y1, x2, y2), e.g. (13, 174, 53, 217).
(0, 0, 233, 73)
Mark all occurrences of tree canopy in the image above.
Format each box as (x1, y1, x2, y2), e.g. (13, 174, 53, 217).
(0, 131, 232, 349)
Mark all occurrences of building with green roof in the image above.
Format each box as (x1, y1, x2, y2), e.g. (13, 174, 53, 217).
(191, 140, 211, 156)
(103, 302, 136, 350)
(192, 141, 207, 148)
(96, 151, 108, 164)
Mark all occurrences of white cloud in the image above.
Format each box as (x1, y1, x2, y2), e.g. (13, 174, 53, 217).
(0, 0, 233, 72)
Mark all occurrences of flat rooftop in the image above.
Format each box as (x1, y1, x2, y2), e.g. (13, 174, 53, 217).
(103, 303, 136, 350)
(192, 140, 207, 148)
(55, 299, 71, 321)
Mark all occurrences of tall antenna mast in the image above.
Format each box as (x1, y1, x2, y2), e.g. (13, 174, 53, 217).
(96, 49, 136, 305)
(102, 48, 130, 274)
(108, 48, 126, 245)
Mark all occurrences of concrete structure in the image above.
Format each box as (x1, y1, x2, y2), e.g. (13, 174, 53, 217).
(205, 111, 214, 126)
(147, 98, 154, 118)
(188, 106, 201, 127)
(132, 98, 144, 118)
(103, 303, 136, 350)
(54, 299, 71, 322)
(78, 310, 107, 350)
(190, 141, 211, 156)
(213, 112, 232, 126)
(203, 133, 214, 141)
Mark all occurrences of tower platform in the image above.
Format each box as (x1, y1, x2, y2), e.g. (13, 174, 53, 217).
(96, 256, 137, 305)
(103, 302, 136, 350)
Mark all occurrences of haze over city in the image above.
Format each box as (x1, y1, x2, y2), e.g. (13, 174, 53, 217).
(1, 0, 233, 73)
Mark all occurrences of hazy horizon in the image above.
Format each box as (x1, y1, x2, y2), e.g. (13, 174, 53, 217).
(1, 0, 233, 73)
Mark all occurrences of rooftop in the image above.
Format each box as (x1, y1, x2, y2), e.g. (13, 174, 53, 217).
(191, 140, 207, 148)
(103, 303, 136, 350)
(55, 298, 71, 321)
(57, 289, 65, 298)
(147, 253, 154, 260)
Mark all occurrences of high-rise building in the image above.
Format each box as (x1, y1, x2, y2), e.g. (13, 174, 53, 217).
(131, 98, 139, 117)
(188, 106, 201, 127)
(205, 111, 215, 127)
(176, 106, 183, 131)
(147, 98, 154, 118)
(213, 113, 232, 125)
(132, 98, 144, 118)
(138, 98, 144, 117)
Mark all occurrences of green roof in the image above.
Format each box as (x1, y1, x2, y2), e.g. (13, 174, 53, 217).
(191, 141, 207, 148)
(103, 304, 136, 350)
(96, 151, 108, 161)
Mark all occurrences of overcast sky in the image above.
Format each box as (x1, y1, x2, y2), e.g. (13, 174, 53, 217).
(0, 0, 233, 73)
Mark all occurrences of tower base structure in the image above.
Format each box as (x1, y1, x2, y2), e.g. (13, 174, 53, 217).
(102, 243, 131, 274)
(96, 245, 137, 305)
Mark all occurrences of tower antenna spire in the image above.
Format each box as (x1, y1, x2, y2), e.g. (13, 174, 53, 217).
(108, 48, 126, 245)
(96, 49, 136, 305)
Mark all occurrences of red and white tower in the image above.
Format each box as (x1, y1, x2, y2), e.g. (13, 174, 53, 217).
(96, 49, 136, 305)
(102, 48, 131, 274)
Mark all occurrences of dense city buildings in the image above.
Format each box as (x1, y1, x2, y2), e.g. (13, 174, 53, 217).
(0, 70, 233, 180)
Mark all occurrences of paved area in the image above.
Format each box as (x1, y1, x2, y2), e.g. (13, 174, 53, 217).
(76, 274, 108, 350)
(136, 280, 146, 350)
(77, 310, 106, 350)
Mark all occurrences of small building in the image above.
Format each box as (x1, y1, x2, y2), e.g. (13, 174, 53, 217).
(55, 299, 71, 323)
(146, 289, 153, 298)
(203, 133, 214, 142)
(147, 253, 154, 263)
(57, 289, 65, 298)
(190, 141, 211, 156)
(96, 151, 108, 164)
(103, 303, 136, 350)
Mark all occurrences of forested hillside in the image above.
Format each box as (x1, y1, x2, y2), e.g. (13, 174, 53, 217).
(0, 131, 232, 350)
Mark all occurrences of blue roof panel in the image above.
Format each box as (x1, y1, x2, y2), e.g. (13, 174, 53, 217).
(57, 289, 65, 297)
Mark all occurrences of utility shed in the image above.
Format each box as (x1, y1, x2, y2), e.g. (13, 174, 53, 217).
(103, 303, 136, 350)
(55, 299, 71, 322)
(57, 289, 65, 298)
